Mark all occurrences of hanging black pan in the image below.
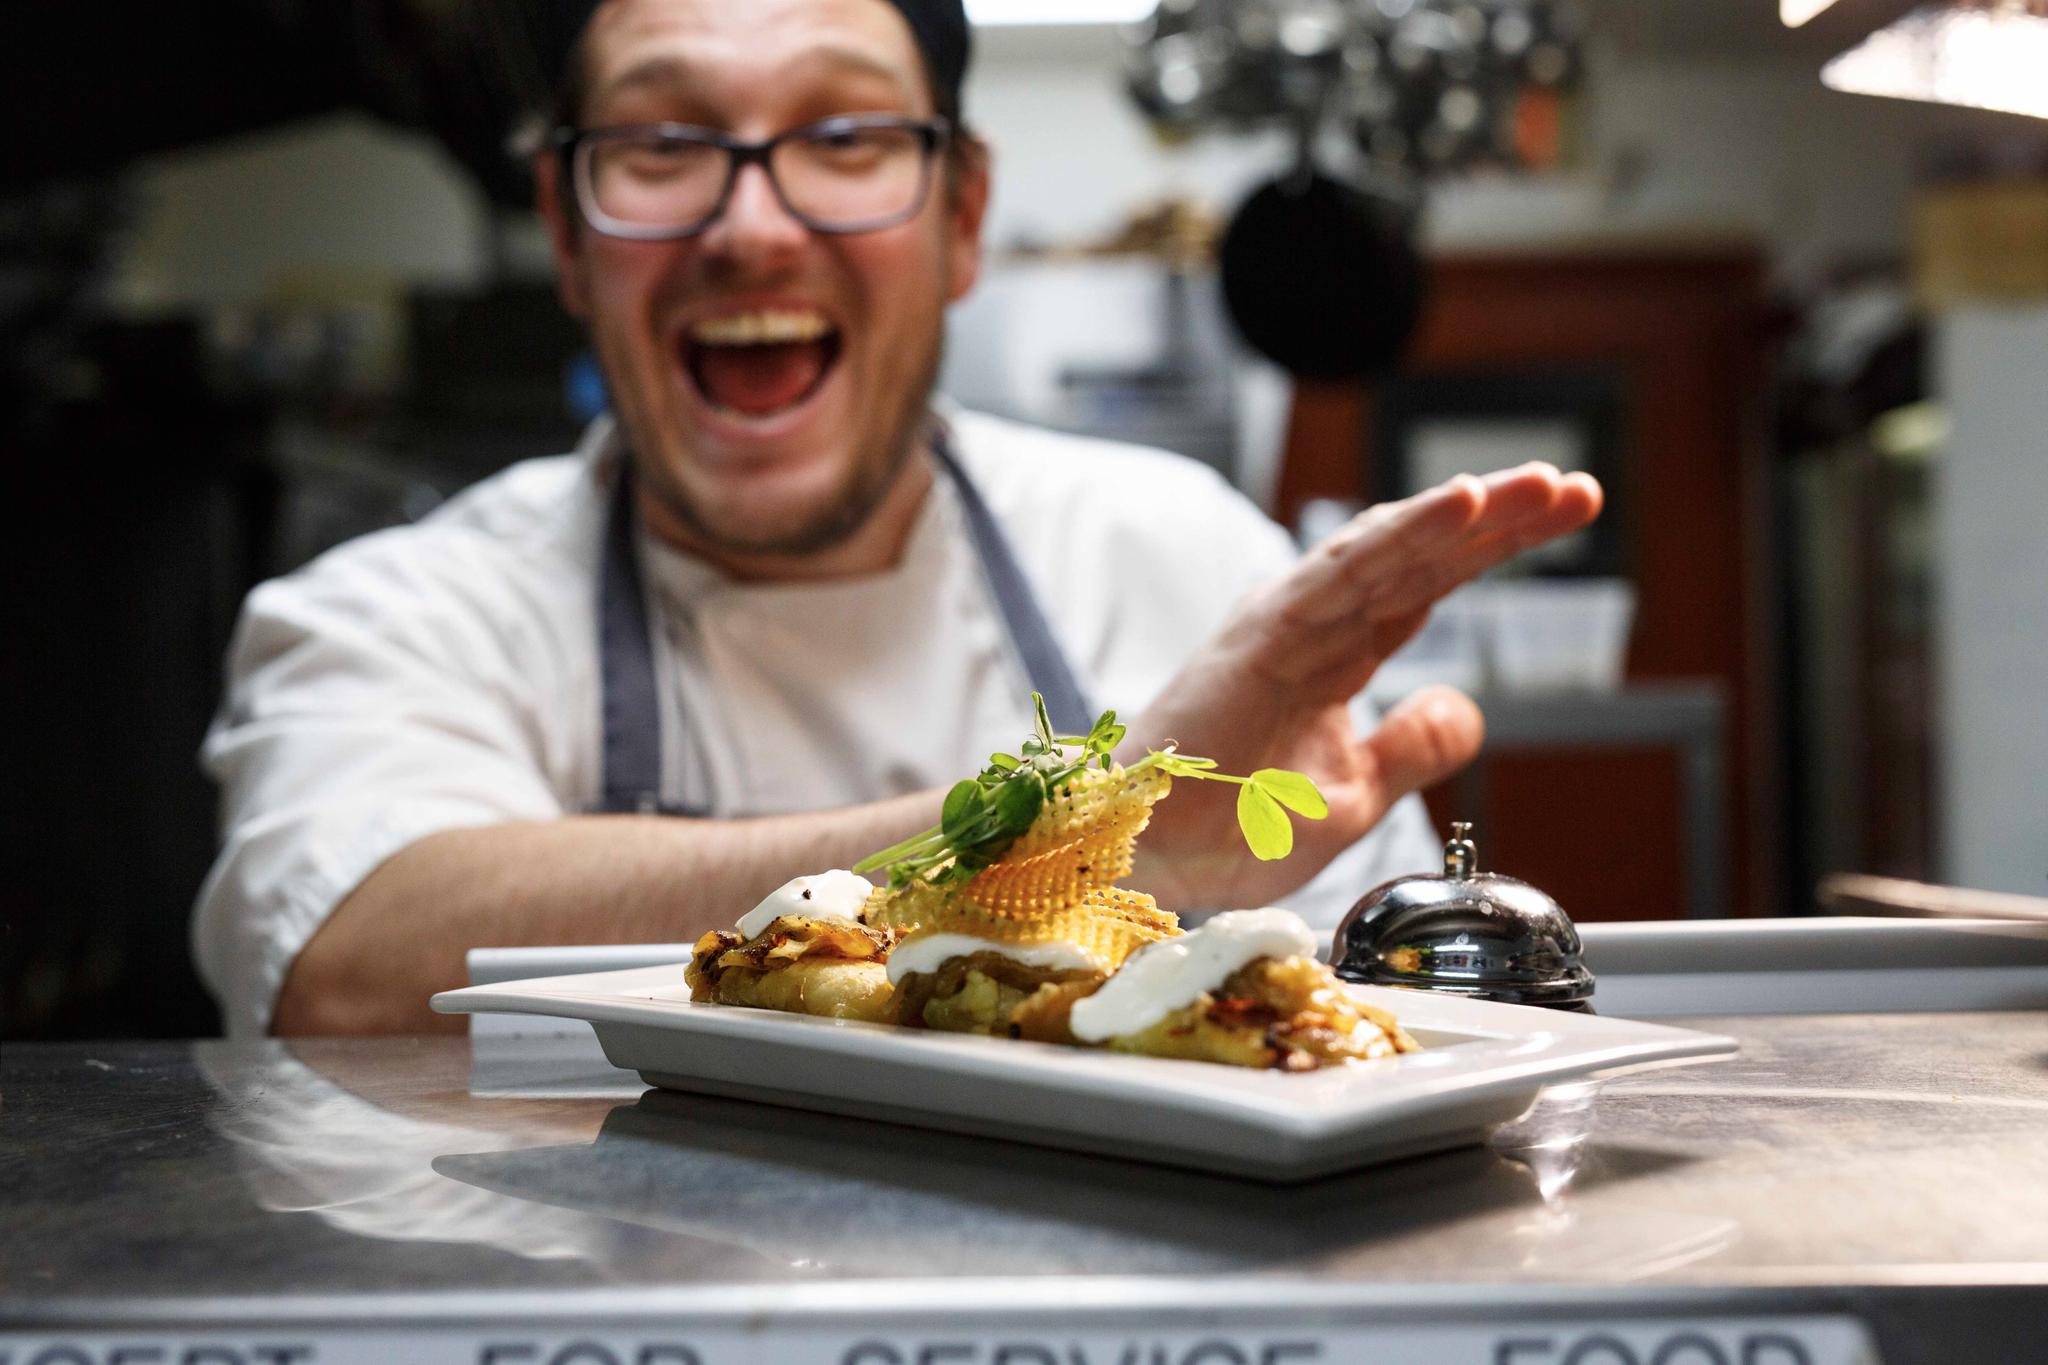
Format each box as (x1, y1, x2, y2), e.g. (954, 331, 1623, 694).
(1218, 168, 1426, 382)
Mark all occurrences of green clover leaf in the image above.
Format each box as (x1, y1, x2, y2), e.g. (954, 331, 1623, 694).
(1251, 768, 1329, 819)
(1236, 783, 1294, 861)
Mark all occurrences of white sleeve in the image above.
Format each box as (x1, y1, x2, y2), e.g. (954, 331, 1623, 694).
(191, 535, 572, 1037)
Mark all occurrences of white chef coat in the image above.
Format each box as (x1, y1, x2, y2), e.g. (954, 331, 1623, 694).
(193, 408, 1438, 1036)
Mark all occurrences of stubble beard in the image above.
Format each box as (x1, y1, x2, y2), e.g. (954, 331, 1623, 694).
(625, 334, 945, 562)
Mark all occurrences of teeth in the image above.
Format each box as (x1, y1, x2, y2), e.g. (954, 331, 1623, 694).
(690, 309, 833, 346)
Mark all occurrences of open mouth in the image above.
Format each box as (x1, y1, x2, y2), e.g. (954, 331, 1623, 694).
(682, 308, 843, 420)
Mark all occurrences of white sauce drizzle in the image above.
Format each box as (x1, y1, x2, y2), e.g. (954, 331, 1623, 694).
(885, 933, 1102, 986)
(1068, 908, 1317, 1043)
(735, 870, 875, 939)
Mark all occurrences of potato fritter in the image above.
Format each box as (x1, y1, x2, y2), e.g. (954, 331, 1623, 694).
(1004, 976, 1101, 1046)
(892, 951, 1103, 1035)
(1100, 955, 1418, 1071)
(686, 916, 898, 1023)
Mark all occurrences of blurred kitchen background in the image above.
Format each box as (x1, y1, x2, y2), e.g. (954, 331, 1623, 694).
(6, 0, 2046, 1038)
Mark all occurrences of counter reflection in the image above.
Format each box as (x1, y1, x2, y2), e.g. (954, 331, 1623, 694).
(201, 1033, 1729, 1284)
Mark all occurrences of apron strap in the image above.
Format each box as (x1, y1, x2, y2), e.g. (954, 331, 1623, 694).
(596, 468, 702, 816)
(596, 426, 1096, 814)
(928, 426, 1097, 737)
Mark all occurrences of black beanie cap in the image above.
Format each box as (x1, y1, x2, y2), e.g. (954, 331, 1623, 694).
(541, 0, 971, 122)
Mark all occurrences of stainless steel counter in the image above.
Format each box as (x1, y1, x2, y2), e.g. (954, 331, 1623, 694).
(5, 1013, 2046, 1363)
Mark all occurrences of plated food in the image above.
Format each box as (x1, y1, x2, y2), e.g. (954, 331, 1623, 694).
(686, 697, 1416, 1071)
(685, 870, 895, 1022)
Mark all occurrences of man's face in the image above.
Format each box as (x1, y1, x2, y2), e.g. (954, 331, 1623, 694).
(541, 0, 987, 559)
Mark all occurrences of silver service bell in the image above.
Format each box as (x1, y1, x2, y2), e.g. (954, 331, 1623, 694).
(1331, 821, 1595, 1010)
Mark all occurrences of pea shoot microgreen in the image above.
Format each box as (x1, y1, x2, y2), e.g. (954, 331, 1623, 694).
(852, 693, 1328, 887)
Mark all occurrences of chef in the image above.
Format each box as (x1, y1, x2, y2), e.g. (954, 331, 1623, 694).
(192, 0, 1601, 1036)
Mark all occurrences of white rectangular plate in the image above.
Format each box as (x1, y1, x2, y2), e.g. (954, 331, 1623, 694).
(433, 964, 1735, 1181)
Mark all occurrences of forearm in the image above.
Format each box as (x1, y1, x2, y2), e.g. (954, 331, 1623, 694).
(270, 792, 940, 1036)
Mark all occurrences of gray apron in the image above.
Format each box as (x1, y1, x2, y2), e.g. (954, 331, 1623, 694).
(595, 427, 1095, 816)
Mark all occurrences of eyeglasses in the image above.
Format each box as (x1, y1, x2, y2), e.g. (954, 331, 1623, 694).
(554, 114, 952, 241)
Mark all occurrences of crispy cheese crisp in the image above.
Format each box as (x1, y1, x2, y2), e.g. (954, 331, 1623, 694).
(1001, 763, 1171, 863)
(863, 761, 1180, 970)
(866, 883, 1179, 970)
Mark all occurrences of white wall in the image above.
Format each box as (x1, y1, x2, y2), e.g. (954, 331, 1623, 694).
(967, 27, 1291, 248)
(1932, 307, 2048, 897)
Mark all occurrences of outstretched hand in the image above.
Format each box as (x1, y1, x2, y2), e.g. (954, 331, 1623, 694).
(1124, 463, 1603, 908)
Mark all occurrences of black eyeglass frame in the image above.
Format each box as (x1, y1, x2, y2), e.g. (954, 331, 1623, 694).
(552, 113, 953, 241)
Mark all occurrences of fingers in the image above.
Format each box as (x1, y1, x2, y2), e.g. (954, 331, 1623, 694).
(1431, 471, 1604, 587)
(1263, 469, 1595, 686)
(1282, 476, 1485, 628)
(1438, 466, 1602, 579)
(1356, 685, 1485, 813)
(1561, 470, 1604, 519)
(1283, 465, 1598, 632)
(1235, 466, 1604, 702)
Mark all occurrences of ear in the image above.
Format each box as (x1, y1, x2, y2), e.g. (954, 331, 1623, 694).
(943, 137, 992, 305)
(534, 151, 591, 320)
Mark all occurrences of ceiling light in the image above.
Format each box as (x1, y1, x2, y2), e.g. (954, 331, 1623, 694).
(966, 0, 1157, 24)
(1822, 4, 2048, 120)
(1781, 0, 1842, 25)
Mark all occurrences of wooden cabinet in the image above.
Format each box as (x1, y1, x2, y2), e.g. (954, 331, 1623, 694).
(1278, 249, 1774, 919)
